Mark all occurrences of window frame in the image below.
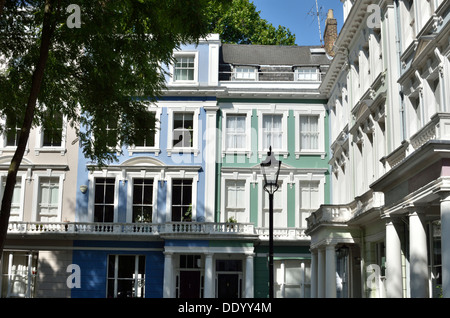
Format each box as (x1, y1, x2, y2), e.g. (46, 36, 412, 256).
(221, 109, 252, 158)
(165, 171, 199, 222)
(166, 107, 200, 156)
(295, 174, 325, 229)
(294, 108, 326, 158)
(106, 254, 146, 298)
(257, 108, 289, 159)
(233, 66, 258, 81)
(0, 172, 26, 221)
(31, 171, 65, 222)
(295, 67, 320, 82)
(126, 172, 160, 223)
(128, 108, 161, 156)
(88, 172, 120, 223)
(170, 51, 199, 85)
(34, 112, 67, 156)
(221, 177, 251, 223)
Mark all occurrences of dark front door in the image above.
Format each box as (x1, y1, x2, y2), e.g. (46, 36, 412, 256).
(217, 274, 240, 298)
(179, 271, 201, 298)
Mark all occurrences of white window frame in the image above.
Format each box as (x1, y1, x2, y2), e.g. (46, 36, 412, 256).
(34, 114, 67, 156)
(126, 171, 160, 223)
(258, 175, 288, 228)
(32, 171, 65, 222)
(294, 108, 326, 159)
(127, 108, 161, 156)
(295, 67, 320, 82)
(295, 173, 325, 229)
(88, 171, 120, 223)
(257, 107, 289, 158)
(0, 172, 26, 221)
(166, 107, 200, 156)
(0, 115, 30, 155)
(233, 66, 258, 81)
(165, 171, 199, 222)
(220, 174, 252, 223)
(221, 109, 252, 158)
(170, 51, 199, 85)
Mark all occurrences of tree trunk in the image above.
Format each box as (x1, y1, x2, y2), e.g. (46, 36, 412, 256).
(0, 0, 58, 262)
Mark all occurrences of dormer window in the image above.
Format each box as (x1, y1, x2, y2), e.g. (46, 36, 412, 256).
(233, 66, 257, 81)
(172, 51, 198, 84)
(295, 67, 320, 81)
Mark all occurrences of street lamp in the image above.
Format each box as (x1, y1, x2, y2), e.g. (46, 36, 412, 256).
(260, 146, 281, 298)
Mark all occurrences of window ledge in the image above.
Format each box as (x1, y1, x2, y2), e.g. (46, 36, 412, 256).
(35, 147, 66, 156)
(295, 151, 326, 159)
(128, 147, 161, 156)
(167, 148, 200, 156)
(258, 150, 289, 159)
(222, 150, 252, 158)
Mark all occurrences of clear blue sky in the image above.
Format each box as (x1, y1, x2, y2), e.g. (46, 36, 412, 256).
(252, 0, 344, 46)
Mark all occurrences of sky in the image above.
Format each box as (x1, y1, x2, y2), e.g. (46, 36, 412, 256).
(251, 0, 344, 46)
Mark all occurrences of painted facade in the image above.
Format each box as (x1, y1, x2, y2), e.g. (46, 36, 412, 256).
(0, 33, 331, 298)
(307, 0, 450, 298)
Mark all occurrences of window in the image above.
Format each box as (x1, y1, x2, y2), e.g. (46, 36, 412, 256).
(134, 127, 155, 148)
(5, 114, 21, 147)
(296, 68, 319, 81)
(275, 260, 310, 298)
(1, 176, 23, 221)
(234, 66, 257, 81)
(300, 116, 319, 150)
(36, 177, 60, 222)
(42, 112, 63, 147)
(172, 179, 193, 221)
(226, 115, 246, 150)
(174, 55, 195, 82)
(1, 252, 38, 298)
(299, 181, 320, 228)
(262, 181, 284, 228)
(173, 112, 194, 148)
(132, 179, 153, 223)
(107, 255, 145, 298)
(94, 178, 115, 223)
(262, 115, 283, 150)
(105, 121, 118, 149)
(225, 180, 246, 222)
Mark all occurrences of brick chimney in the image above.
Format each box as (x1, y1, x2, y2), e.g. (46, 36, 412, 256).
(323, 9, 337, 57)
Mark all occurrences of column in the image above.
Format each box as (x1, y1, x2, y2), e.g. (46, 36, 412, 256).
(244, 253, 254, 298)
(203, 106, 218, 222)
(310, 249, 318, 298)
(204, 253, 214, 298)
(163, 252, 173, 298)
(317, 248, 325, 297)
(408, 208, 429, 297)
(325, 245, 337, 298)
(385, 218, 403, 298)
(440, 191, 450, 298)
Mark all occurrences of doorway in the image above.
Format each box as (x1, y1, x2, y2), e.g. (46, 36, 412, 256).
(179, 271, 201, 298)
(216, 259, 242, 298)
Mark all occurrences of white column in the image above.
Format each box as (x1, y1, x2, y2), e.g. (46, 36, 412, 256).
(325, 245, 337, 298)
(310, 249, 318, 298)
(317, 248, 325, 298)
(385, 218, 403, 298)
(163, 252, 173, 298)
(409, 209, 429, 297)
(204, 253, 214, 298)
(440, 192, 450, 298)
(244, 253, 254, 298)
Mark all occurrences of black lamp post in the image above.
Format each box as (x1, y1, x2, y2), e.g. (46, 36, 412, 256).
(260, 146, 281, 298)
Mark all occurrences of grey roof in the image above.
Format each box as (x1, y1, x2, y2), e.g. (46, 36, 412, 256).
(220, 44, 331, 66)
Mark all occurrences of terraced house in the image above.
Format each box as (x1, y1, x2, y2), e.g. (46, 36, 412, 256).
(0, 30, 332, 298)
(306, 0, 450, 298)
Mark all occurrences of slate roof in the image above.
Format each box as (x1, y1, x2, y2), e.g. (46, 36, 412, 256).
(220, 43, 331, 66)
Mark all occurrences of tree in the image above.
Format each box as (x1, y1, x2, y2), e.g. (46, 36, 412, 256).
(0, 0, 224, 261)
(207, 0, 296, 45)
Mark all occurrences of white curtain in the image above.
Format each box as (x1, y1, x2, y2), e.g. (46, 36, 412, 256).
(226, 115, 246, 149)
(263, 115, 282, 150)
(300, 116, 319, 150)
(226, 180, 246, 222)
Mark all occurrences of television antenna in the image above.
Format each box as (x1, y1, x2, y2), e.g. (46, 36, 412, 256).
(307, 0, 327, 46)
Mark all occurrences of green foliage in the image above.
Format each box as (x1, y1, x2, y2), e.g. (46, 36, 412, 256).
(207, 0, 296, 45)
(0, 0, 215, 164)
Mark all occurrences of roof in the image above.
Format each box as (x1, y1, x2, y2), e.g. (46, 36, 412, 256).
(220, 44, 332, 66)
